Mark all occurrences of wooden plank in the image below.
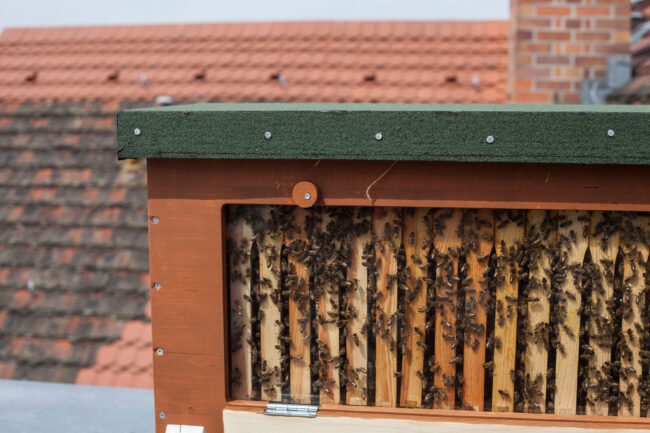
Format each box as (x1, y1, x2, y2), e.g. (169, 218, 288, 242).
(317, 209, 341, 405)
(492, 210, 526, 412)
(432, 208, 463, 410)
(258, 206, 283, 401)
(462, 208, 494, 411)
(223, 409, 650, 433)
(586, 211, 620, 416)
(619, 213, 649, 417)
(554, 210, 589, 415)
(373, 207, 402, 408)
(286, 207, 312, 404)
(524, 210, 556, 413)
(346, 208, 371, 406)
(400, 208, 430, 408)
(228, 208, 254, 400)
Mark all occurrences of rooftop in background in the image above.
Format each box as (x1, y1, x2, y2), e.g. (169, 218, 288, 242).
(0, 379, 153, 433)
(0, 21, 509, 103)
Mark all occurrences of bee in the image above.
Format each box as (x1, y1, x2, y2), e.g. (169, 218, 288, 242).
(498, 389, 510, 399)
(352, 333, 360, 346)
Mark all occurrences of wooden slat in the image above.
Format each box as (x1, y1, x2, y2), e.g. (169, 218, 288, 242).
(346, 208, 371, 406)
(400, 208, 430, 408)
(619, 213, 649, 417)
(554, 210, 589, 415)
(317, 210, 341, 405)
(432, 209, 463, 410)
(586, 211, 620, 416)
(287, 207, 312, 404)
(524, 210, 556, 413)
(492, 211, 526, 412)
(228, 209, 254, 400)
(258, 207, 283, 401)
(373, 207, 402, 408)
(462, 209, 494, 411)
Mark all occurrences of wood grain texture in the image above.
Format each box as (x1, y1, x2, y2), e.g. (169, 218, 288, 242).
(318, 210, 341, 404)
(618, 213, 649, 417)
(346, 208, 371, 406)
(399, 208, 430, 408)
(258, 207, 283, 401)
(554, 210, 590, 415)
(373, 207, 401, 408)
(228, 212, 254, 400)
(586, 211, 620, 416)
(524, 210, 556, 413)
(432, 209, 463, 410)
(492, 211, 526, 412)
(463, 209, 494, 411)
(287, 207, 312, 404)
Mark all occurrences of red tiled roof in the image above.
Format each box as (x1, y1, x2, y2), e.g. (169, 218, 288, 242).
(0, 21, 509, 103)
(0, 20, 508, 390)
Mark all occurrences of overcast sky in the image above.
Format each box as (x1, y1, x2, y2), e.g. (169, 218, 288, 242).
(0, 0, 509, 32)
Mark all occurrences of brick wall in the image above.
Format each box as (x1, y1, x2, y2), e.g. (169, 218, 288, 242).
(510, 0, 631, 103)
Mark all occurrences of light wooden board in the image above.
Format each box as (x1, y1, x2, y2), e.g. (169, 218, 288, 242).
(586, 211, 620, 416)
(433, 208, 463, 410)
(346, 208, 371, 406)
(223, 409, 650, 433)
(228, 211, 254, 400)
(524, 210, 556, 413)
(259, 207, 283, 401)
(555, 210, 589, 415)
(463, 208, 494, 411)
(287, 207, 312, 404)
(373, 207, 402, 408)
(618, 213, 649, 417)
(318, 210, 341, 405)
(400, 208, 430, 408)
(492, 211, 525, 412)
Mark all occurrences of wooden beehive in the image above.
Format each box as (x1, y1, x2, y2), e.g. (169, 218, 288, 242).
(117, 103, 650, 433)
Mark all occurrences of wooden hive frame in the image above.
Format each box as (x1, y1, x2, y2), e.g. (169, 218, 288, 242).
(117, 103, 650, 433)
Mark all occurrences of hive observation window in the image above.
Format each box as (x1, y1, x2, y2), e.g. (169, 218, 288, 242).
(227, 205, 650, 416)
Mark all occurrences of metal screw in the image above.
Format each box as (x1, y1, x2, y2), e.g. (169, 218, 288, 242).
(375, 132, 383, 141)
(153, 282, 162, 290)
(304, 192, 311, 200)
(151, 216, 159, 224)
(134, 128, 141, 136)
(159, 412, 166, 419)
(264, 131, 272, 139)
(486, 135, 495, 144)
(607, 129, 615, 137)
(156, 348, 164, 356)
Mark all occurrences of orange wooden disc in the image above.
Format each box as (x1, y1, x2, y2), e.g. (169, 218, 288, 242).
(292, 181, 318, 208)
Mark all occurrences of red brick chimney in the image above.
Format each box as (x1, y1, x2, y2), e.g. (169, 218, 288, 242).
(510, 0, 631, 103)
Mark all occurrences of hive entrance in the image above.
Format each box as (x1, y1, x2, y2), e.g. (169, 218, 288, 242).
(227, 206, 650, 417)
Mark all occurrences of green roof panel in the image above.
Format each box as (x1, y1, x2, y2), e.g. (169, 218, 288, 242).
(117, 103, 650, 165)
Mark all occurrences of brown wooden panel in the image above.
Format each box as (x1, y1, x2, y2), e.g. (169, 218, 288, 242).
(492, 210, 526, 412)
(373, 207, 401, 408)
(463, 209, 494, 411)
(554, 210, 590, 415)
(399, 208, 430, 408)
(432, 208, 463, 410)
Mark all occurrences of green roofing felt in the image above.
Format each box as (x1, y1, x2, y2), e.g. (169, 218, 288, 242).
(117, 103, 650, 165)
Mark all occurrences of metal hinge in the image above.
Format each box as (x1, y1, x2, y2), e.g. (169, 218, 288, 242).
(264, 402, 319, 418)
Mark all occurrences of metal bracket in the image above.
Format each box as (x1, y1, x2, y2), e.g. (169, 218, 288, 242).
(165, 425, 205, 433)
(264, 402, 319, 418)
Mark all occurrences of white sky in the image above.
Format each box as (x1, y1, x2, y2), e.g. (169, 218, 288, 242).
(0, 0, 510, 33)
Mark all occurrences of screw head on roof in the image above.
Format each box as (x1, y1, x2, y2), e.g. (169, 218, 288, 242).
(375, 132, 383, 141)
(134, 128, 141, 136)
(151, 216, 160, 224)
(264, 131, 272, 139)
(156, 348, 164, 356)
(607, 129, 615, 137)
(153, 282, 162, 290)
(486, 135, 495, 144)
(159, 412, 166, 419)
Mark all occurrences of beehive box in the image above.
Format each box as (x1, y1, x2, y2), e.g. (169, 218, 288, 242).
(117, 103, 650, 433)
